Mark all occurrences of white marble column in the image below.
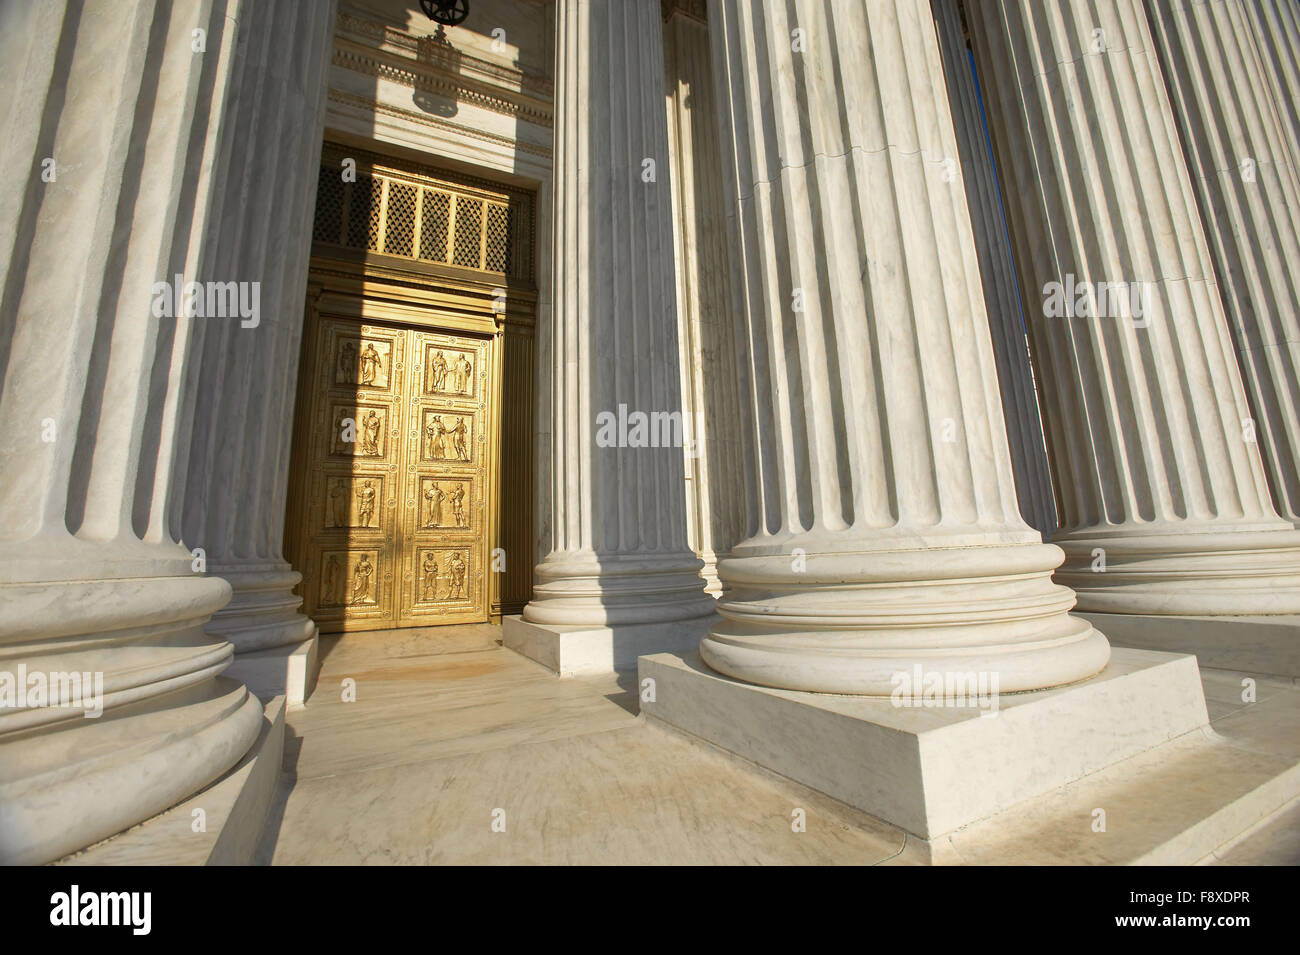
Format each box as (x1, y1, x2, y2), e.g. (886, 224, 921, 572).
(520, 0, 715, 631)
(1241, 0, 1300, 168)
(699, 0, 1109, 694)
(181, 0, 336, 705)
(966, 0, 1300, 615)
(1145, 0, 1300, 528)
(931, 0, 1057, 537)
(0, 0, 264, 864)
(663, 2, 747, 594)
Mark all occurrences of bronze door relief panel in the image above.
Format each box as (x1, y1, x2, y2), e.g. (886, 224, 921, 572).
(401, 330, 489, 626)
(296, 316, 492, 631)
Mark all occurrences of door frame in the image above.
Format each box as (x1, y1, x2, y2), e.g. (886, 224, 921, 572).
(285, 141, 539, 631)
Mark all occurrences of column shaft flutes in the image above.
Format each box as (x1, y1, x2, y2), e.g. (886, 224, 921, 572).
(700, 0, 1108, 694)
(523, 0, 715, 627)
(966, 0, 1300, 615)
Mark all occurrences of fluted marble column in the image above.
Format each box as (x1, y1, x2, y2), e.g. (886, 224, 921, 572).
(663, 2, 747, 595)
(699, 0, 1109, 694)
(966, 0, 1300, 615)
(182, 0, 336, 704)
(931, 0, 1057, 537)
(0, 0, 263, 864)
(1145, 0, 1300, 527)
(522, 0, 715, 628)
(1241, 0, 1300, 169)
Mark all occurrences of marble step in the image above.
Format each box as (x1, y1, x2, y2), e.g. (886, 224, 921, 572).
(899, 725, 1300, 865)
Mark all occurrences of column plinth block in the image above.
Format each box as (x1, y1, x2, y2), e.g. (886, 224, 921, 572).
(641, 647, 1209, 842)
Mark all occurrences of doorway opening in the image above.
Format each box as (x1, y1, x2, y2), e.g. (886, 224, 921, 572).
(286, 142, 537, 633)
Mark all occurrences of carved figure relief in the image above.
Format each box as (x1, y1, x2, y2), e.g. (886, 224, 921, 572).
(447, 551, 467, 599)
(329, 480, 349, 527)
(449, 416, 469, 460)
(449, 483, 466, 526)
(349, 554, 375, 605)
(431, 350, 448, 391)
(420, 412, 472, 461)
(421, 552, 440, 600)
(426, 347, 475, 396)
(356, 479, 377, 528)
(455, 353, 473, 394)
(337, 340, 358, 384)
(415, 549, 470, 603)
(336, 337, 391, 389)
(361, 409, 382, 455)
(423, 413, 450, 459)
(420, 479, 469, 529)
(332, 406, 388, 458)
(325, 475, 384, 529)
(322, 553, 344, 605)
(359, 341, 384, 386)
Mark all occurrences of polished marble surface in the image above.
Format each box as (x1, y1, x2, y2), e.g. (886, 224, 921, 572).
(258, 626, 904, 864)
(255, 626, 1299, 865)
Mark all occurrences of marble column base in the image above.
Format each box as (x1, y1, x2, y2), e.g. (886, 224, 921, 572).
(504, 614, 716, 676)
(1054, 530, 1300, 615)
(0, 675, 263, 865)
(702, 541, 1111, 694)
(225, 636, 318, 708)
(698, 552, 723, 598)
(524, 551, 717, 628)
(0, 568, 267, 865)
(1076, 612, 1300, 680)
(205, 565, 318, 706)
(205, 566, 314, 652)
(638, 647, 1208, 840)
(58, 696, 285, 865)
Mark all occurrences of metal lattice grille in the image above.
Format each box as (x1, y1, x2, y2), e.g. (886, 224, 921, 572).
(313, 166, 344, 243)
(421, 189, 450, 262)
(452, 197, 483, 269)
(346, 174, 381, 251)
(384, 182, 416, 257)
(312, 146, 535, 282)
(484, 203, 511, 273)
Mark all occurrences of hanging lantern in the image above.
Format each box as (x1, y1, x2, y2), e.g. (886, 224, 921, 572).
(419, 0, 469, 27)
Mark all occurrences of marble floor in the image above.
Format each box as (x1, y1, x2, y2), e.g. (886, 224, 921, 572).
(254, 625, 1300, 865)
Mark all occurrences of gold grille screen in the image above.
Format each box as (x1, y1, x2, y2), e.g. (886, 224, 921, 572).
(312, 146, 534, 281)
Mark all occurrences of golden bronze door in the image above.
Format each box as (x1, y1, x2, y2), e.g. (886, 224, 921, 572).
(293, 315, 494, 632)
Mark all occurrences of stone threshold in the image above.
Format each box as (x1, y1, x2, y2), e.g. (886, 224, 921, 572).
(503, 613, 715, 675)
